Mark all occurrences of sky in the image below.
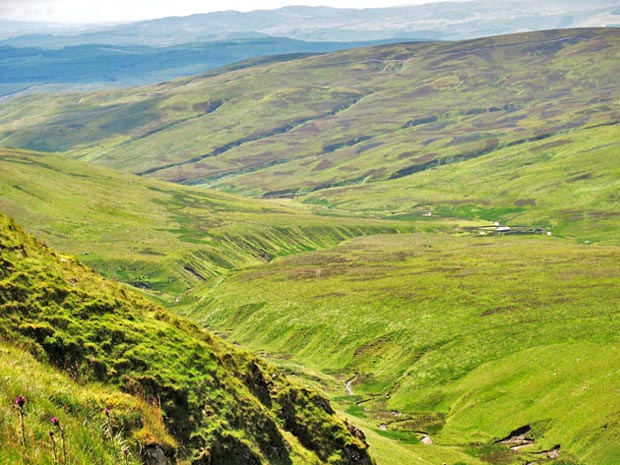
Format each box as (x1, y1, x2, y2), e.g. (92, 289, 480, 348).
(0, 0, 471, 24)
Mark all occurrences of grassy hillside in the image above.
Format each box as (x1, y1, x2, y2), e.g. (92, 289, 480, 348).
(0, 147, 411, 300)
(184, 232, 620, 465)
(0, 210, 374, 464)
(0, 28, 617, 201)
(304, 124, 620, 244)
(0, 343, 171, 465)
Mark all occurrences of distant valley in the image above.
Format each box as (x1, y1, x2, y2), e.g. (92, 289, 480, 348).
(2, 28, 618, 244)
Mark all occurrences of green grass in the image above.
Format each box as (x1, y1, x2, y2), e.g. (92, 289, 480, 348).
(304, 124, 620, 245)
(339, 412, 483, 465)
(1, 27, 619, 465)
(0, 147, 412, 300)
(441, 343, 620, 464)
(0, 211, 374, 465)
(184, 232, 620, 464)
(0, 343, 163, 465)
(0, 29, 618, 201)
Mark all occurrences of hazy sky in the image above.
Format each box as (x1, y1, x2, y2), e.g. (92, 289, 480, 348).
(0, 0, 472, 24)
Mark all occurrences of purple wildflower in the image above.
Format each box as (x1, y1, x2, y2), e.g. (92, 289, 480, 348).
(51, 416, 67, 464)
(15, 395, 26, 408)
(104, 407, 110, 416)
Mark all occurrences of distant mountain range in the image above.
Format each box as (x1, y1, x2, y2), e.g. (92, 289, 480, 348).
(0, 0, 618, 99)
(0, 37, 401, 98)
(2, 0, 619, 48)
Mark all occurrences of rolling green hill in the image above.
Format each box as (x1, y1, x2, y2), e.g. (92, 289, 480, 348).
(304, 123, 620, 244)
(0, 147, 411, 300)
(0, 28, 617, 203)
(184, 231, 620, 465)
(0, 210, 373, 465)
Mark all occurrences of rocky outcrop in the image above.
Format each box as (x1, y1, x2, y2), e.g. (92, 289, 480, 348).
(143, 445, 171, 465)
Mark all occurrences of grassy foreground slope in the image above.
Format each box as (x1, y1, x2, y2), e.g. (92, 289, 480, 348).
(0, 343, 171, 465)
(0, 210, 374, 465)
(0, 29, 617, 198)
(186, 232, 620, 465)
(0, 147, 409, 299)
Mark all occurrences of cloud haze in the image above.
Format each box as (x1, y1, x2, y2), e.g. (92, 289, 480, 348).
(0, 0, 472, 24)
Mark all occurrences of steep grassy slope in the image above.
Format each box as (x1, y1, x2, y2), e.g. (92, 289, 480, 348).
(0, 344, 171, 465)
(0, 29, 617, 200)
(184, 232, 620, 465)
(0, 210, 374, 464)
(0, 147, 410, 299)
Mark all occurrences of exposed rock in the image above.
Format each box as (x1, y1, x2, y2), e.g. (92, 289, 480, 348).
(495, 425, 533, 446)
(420, 433, 432, 445)
(244, 361, 272, 408)
(510, 441, 534, 451)
(143, 445, 170, 465)
(346, 422, 368, 444)
(311, 392, 335, 415)
(276, 386, 374, 464)
(344, 444, 374, 465)
(543, 445, 561, 458)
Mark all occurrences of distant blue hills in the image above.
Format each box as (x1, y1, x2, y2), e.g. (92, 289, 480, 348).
(0, 1, 618, 98)
(0, 37, 411, 98)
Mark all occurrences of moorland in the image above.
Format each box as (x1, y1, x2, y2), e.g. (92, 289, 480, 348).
(0, 24, 619, 465)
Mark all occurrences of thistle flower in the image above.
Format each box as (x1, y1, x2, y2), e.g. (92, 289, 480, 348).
(104, 407, 110, 417)
(50, 417, 67, 465)
(15, 395, 26, 408)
